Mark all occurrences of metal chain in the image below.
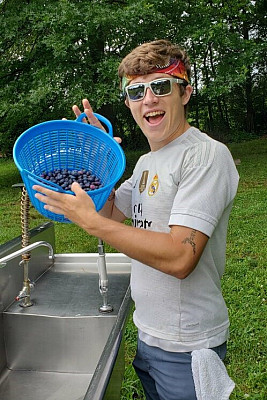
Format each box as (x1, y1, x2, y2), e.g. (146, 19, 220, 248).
(20, 186, 31, 260)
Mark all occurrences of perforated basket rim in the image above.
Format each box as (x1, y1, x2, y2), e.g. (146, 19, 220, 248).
(13, 118, 125, 173)
(12, 118, 126, 222)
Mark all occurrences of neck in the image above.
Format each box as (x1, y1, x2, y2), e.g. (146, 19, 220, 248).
(149, 120, 191, 152)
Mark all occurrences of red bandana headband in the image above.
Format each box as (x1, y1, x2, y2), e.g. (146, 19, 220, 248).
(121, 58, 189, 93)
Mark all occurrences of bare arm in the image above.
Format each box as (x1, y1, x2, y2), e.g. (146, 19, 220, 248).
(33, 182, 208, 279)
(99, 189, 127, 222)
(88, 217, 208, 279)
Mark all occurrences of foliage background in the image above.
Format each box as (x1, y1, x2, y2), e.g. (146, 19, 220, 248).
(0, 0, 266, 156)
(0, 2, 266, 397)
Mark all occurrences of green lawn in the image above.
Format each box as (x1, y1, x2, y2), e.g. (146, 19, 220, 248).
(0, 139, 266, 399)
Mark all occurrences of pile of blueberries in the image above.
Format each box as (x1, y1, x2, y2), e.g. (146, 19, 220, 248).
(40, 168, 103, 192)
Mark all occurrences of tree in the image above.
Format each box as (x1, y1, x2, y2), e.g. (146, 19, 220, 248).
(0, 0, 168, 154)
(0, 0, 266, 155)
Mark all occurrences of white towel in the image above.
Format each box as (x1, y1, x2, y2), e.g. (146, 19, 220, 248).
(191, 348, 235, 400)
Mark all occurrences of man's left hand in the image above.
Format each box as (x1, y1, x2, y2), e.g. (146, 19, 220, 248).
(33, 182, 98, 228)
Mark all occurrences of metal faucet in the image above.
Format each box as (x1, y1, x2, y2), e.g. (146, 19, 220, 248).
(0, 241, 54, 307)
(97, 239, 113, 313)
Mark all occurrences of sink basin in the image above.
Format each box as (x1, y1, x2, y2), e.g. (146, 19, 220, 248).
(0, 223, 132, 400)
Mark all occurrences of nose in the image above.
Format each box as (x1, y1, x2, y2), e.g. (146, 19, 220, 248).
(143, 87, 158, 104)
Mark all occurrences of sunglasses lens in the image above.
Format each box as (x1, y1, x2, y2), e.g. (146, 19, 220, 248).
(151, 79, 172, 96)
(126, 79, 174, 101)
(127, 84, 145, 101)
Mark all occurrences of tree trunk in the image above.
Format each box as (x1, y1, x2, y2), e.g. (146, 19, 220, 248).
(242, 13, 255, 133)
(207, 100, 214, 132)
(208, 43, 229, 131)
(203, 47, 214, 132)
(191, 43, 200, 128)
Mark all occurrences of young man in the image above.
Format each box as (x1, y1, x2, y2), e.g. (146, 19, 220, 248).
(33, 40, 239, 400)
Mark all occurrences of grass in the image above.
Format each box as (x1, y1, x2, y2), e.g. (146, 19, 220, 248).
(0, 139, 266, 399)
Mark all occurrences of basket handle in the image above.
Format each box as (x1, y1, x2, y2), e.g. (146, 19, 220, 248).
(76, 112, 113, 137)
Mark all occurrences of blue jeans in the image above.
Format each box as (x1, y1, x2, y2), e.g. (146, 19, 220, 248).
(133, 338, 227, 400)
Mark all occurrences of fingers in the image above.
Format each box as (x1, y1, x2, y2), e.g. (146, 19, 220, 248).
(84, 108, 106, 132)
(70, 181, 84, 195)
(33, 182, 93, 209)
(72, 99, 105, 131)
(33, 183, 74, 216)
(72, 99, 122, 140)
(72, 99, 93, 119)
(82, 99, 93, 112)
(34, 188, 65, 215)
(72, 104, 87, 123)
(33, 185, 64, 205)
(44, 204, 65, 215)
(33, 182, 96, 223)
(82, 99, 105, 131)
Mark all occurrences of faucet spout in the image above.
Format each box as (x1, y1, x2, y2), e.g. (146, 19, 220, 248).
(0, 241, 54, 267)
(0, 241, 54, 308)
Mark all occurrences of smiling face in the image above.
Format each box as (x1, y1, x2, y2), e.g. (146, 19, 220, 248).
(125, 73, 193, 151)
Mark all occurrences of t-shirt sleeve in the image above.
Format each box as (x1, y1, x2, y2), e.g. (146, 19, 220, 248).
(114, 175, 133, 218)
(169, 142, 239, 237)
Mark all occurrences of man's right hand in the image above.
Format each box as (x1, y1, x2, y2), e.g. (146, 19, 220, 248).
(72, 99, 122, 143)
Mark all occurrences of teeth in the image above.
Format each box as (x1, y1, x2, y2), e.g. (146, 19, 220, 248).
(145, 111, 164, 118)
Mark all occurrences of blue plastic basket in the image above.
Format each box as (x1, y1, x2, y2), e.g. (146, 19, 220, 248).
(13, 113, 126, 223)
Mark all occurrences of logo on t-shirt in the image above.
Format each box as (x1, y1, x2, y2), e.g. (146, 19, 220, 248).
(148, 174, 159, 196)
(139, 170, 149, 193)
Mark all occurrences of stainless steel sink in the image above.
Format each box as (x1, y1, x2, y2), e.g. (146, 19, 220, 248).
(0, 223, 132, 400)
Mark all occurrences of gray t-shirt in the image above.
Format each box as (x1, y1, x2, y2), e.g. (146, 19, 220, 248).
(115, 127, 239, 351)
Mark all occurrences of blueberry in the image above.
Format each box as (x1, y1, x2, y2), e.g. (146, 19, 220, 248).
(40, 167, 102, 193)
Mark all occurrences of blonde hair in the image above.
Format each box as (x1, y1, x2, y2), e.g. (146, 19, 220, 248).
(118, 39, 191, 81)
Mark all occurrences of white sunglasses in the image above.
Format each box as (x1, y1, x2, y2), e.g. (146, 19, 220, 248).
(125, 77, 187, 101)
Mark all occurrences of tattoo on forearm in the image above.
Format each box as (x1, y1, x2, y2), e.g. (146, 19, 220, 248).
(182, 229, 197, 255)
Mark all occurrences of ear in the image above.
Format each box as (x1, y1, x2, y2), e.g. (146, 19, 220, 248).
(182, 85, 193, 106)
(124, 97, 130, 108)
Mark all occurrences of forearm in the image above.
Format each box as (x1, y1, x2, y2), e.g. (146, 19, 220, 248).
(33, 182, 207, 278)
(80, 214, 205, 279)
(99, 198, 126, 223)
(99, 195, 115, 219)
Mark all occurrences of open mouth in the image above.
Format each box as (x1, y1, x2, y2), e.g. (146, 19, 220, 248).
(144, 111, 165, 125)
